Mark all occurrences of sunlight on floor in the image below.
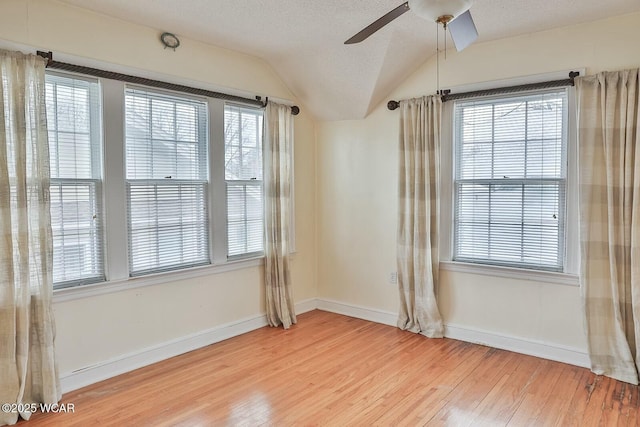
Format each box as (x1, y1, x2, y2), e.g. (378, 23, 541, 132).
(229, 392, 273, 425)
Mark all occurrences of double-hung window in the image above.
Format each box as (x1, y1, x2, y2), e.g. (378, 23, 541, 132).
(125, 88, 209, 275)
(453, 89, 568, 271)
(224, 105, 264, 258)
(45, 73, 104, 288)
(44, 66, 286, 290)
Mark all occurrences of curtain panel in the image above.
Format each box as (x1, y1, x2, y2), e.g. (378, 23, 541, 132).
(263, 101, 296, 329)
(397, 95, 444, 338)
(576, 69, 640, 385)
(0, 50, 61, 426)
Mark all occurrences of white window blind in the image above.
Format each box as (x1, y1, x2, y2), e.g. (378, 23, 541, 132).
(125, 88, 209, 275)
(45, 73, 104, 288)
(224, 105, 264, 257)
(453, 89, 568, 271)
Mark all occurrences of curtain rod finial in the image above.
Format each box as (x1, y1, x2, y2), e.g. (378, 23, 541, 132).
(569, 71, 580, 84)
(36, 50, 53, 66)
(258, 96, 299, 115)
(388, 100, 399, 111)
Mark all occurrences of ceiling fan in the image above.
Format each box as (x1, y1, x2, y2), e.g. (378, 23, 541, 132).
(344, 0, 478, 51)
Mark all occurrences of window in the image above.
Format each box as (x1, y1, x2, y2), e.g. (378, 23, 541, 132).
(224, 105, 264, 257)
(453, 89, 568, 271)
(45, 73, 104, 288)
(44, 67, 291, 291)
(125, 88, 209, 275)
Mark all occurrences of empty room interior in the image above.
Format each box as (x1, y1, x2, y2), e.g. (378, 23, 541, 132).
(1, 0, 640, 425)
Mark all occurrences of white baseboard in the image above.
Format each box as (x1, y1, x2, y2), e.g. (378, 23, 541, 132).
(294, 297, 319, 315)
(60, 297, 590, 393)
(443, 323, 590, 368)
(315, 298, 590, 369)
(60, 298, 317, 393)
(316, 298, 397, 327)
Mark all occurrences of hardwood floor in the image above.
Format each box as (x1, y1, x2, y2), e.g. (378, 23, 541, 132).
(26, 310, 639, 426)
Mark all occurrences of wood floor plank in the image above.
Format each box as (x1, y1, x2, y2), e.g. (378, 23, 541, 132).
(580, 374, 618, 425)
(317, 339, 458, 426)
(24, 310, 640, 426)
(555, 368, 599, 427)
(376, 343, 491, 426)
(471, 354, 543, 426)
(428, 348, 520, 425)
(506, 359, 566, 426)
(538, 364, 588, 427)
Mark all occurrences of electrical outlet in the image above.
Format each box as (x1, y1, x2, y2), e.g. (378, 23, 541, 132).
(389, 271, 397, 284)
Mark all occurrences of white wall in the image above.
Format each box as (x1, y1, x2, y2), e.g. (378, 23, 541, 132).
(317, 12, 640, 357)
(0, 0, 317, 382)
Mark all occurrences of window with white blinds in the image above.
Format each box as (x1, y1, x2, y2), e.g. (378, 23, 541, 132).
(40, 69, 290, 290)
(224, 105, 264, 257)
(453, 89, 568, 271)
(125, 88, 209, 275)
(45, 73, 104, 288)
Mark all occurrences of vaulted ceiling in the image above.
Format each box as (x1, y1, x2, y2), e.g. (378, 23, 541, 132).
(58, 0, 640, 120)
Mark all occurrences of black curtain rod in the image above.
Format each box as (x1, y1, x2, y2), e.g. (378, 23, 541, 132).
(37, 51, 300, 115)
(387, 71, 580, 110)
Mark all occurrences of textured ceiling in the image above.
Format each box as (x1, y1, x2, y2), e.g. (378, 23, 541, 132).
(58, 0, 640, 120)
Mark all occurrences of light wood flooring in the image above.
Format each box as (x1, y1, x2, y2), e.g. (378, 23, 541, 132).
(26, 310, 640, 426)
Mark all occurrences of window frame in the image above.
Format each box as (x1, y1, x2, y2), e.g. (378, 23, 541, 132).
(439, 73, 580, 282)
(47, 68, 295, 300)
(124, 86, 211, 276)
(224, 103, 265, 260)
(46, 71, 105, 289)
(452, 89, 568, 272)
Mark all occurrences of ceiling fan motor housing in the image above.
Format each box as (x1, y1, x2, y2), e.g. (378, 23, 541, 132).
(408, 0, 472, 22)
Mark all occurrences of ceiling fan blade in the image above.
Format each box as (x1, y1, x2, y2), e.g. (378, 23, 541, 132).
(448, 10, 478, 52)
(344, 2, 410, 44)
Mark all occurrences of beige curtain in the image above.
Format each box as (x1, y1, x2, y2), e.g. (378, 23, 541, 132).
(576, 69, 640, 385)
(397, 95, 444, 338)
(263, 101, 296, 329)
(0, 50, 61, 425)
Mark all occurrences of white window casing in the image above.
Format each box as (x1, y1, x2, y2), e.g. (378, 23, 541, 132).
(453, 89, 568, 272)
(45, 66, 294, 298)
(124, 87, 210, 276)
(440, 72, 580, 281)
(46, 72, 104, 288)
(224, 104, 264, 259)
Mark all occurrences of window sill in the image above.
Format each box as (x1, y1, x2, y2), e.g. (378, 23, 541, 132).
(53, 256, 265, 304)
(439, 261, 579, 287)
